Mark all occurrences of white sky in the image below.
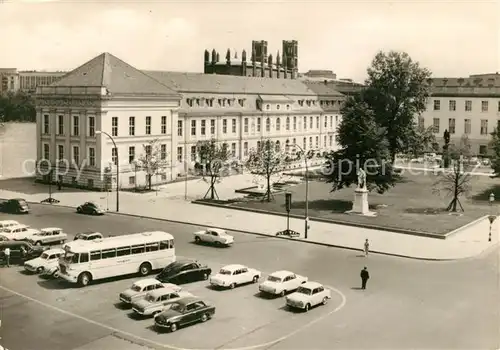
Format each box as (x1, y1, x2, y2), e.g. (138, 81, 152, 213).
(1, 0, 499, 82)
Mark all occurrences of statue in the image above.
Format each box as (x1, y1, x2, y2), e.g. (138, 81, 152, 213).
(357, 169, 366, 189)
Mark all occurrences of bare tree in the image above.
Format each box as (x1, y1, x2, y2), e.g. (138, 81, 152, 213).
(137, 139, 168, 191)
(196, 139, 231, 200)
(432, 135, 473, 212)
(245, 139, 290, 202)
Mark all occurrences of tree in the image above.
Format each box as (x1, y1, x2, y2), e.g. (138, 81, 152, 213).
(137, 139, 167, 191)
(364, 51, 432, 163)
(0, 91, 36, 122)
(402, 124, 436, 160)
(245, 139, 290, 202)
(490, 125, 500, 177)
(324, 92, 400, 193)
(432, 135, 473, 212)
(442, 129, 451, 168)
(195, 139, 231, 200)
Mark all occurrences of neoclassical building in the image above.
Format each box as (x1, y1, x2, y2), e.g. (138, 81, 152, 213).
(35, 52, 344, 190)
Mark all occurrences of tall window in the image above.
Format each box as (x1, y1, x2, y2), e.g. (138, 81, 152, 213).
(465, 100, 472, 111)
(309, 116, 313, 129)
(498, 101, 500, 112)
(293, 117, 297, 130)
(433, 100, 440, 111)
(315, 136, 319, 148)
(191, 120, 196, 136)
(201, 120, 206, 135)
(223, 119, 227, 133)
(73, 116, 80, 136)
(330, 116, 333, 128)
(433, 118, 440, 133)
(257, 118, 261, 132)
(111, 117, 118, 137)
(482, 101, 489, 112)
(72, 146, 80, 165)
(128, 146, 135, 163)
(316, 116, 320, 129)
(303, 117, 307, 130)
(303, 137, 306, 150)
(88, 116, 95, 137)
(43, 144, 49, 160)
(329, 135, 333, 146)
(57, 145, 64, 161)
(210, 120, 215, 134)
(57, 115, 64, 135)
(232, 119, 237, 133)
(177, 147, 183, 162)
(323, 136, 327, 147)
(112, 147, 118, 165)
(418, 117, 424, 129)
(190, 145, 196, 162)
(129, 117, 135, 136)
(309, 137, 313, 148)
(449, 100, 456, 111)
(88, 147, 95, 166)
(243, 142, 248, 156)
(266, 118, 270, 132)
(43, 114, 49, 134)
(177, 120, 183, 137)
(161, 144, 167, 160)
(448, 118, 455, 134)
(244, 118, 249, 133)
(464, 119, 471, 134)
(276, 118, 281, 131)
(286, 117, 290, 131)
(145, 145, 152, 156)
(161, 116, 167, 134)
(480, 119, 488, 135)
(231, 143, 236, 157)
(324, 116, 327, 128)
(145, 116, 151, 135)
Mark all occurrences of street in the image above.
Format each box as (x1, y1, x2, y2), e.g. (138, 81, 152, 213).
(0, 204, 499, 350)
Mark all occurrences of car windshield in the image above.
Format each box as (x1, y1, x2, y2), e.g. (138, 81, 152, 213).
(170, 303, 185, 313)
(219, 269, 232, 275)
(160, 263, 180, 274)
(267, 276, 282, 282)
(18, 200, 27, 206)
(296, 287, 312, 295)
(40, 253, 49, 259)
(131, 284, 142, 292)
(145, 294, 157, 302)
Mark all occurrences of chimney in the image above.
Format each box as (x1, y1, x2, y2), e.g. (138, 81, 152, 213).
(211, 49, 217, 64)
(226, 49, 231, 66)
(276, 51, 281, 79)
(204, 49, 210, 64)
(241, 50, 247, 76)
(268, 54, 273, 78)
(324, 79, 328, 85)
(283, 52, 288, 79)
(252, 48, 256, 77)
(216, 52, 220, 62)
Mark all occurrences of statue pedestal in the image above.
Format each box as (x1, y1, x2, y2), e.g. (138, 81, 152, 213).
(345, 188, 377, 217)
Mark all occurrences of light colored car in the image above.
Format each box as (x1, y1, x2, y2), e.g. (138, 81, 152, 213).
(26, 227, 68, 246)
(285, 281, 331, 312)
(209, 264, 261, 289)
(62, 232, 104, 250)
(132, 288, 193, 317)
(259, 270, 308, 297)
(2, 224, 39, 241)
(119, 278, 182, 305)
(24, 248, 65, 274)
(0, 220, 20, 231)
(40, 264, 60, 278)
(193, 228, 234, 246)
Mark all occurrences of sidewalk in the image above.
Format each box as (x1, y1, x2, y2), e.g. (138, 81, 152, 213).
(0, 179, 498, 261)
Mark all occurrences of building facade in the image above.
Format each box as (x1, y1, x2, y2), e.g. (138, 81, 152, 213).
(0, 68, 66, 94)
(35, 52, 344, 190)
(420, 73, 500, 155)
(0, 69, 19, 93)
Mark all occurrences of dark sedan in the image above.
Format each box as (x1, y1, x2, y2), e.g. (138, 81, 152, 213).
(156, 260, 211, 284)
(0, 198, 29, 214)
(76, 202, 105, 215)
(154, 297, 215, 332)
(0, 240, 46, 264)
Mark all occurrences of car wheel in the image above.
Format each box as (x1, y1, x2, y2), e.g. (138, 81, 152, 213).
(35, 241, 42, 246)
(279, 290, 286, 297)
(322, 297, 328, 305)
(200, 313, 209, 322)
(53, 270, 59, 278)
(202, 273, 208, 280)
(194, 236, 201, 243)
(304, 303, 311, 312)
(139, 262, 152, 276)
(78, 272, 92, 287)
(77, 207, 82, 213)
(92, 210, 97, 215)
(229, 283, 236, 289)
(36, 267, 43, 274)
(170, 323, 178, 332)
(252, 275, 259, 283)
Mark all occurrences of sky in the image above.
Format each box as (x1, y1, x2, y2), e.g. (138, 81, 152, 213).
(0, 0, 498, 82)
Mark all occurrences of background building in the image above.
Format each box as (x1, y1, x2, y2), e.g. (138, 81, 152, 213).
(421, 73, 500, 155)
(0, 68, 66, 94)
(0, 69, 19, 93)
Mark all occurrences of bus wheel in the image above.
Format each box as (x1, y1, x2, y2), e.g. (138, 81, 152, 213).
(78, 272, 92, 287)
(139, 262, 152, 276)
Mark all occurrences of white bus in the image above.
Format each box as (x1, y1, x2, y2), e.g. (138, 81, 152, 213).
(58, 231, 176, 286)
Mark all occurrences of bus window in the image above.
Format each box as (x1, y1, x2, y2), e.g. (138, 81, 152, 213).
(80, 253, 89, 263)
(146, 242, 159, 252)
(169, 239, 174, 248)
(117, 247, 131, 256)
(131, 244, 145, 255)
(102, 248, 116, 259)
(90, 251, 101, 261)
(159, 241, 169, 250)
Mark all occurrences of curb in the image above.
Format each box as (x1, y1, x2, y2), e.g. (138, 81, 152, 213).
(191, 200, 448, 239)
(0, 197, 458, 261)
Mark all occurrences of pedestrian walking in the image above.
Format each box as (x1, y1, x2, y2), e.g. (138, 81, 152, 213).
(4, 247, 10, 267)
(364, 239, 370, 256)
(360, 266, 369, 290)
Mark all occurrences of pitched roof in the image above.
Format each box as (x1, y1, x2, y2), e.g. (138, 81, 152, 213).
(143, 70, 316, 96)
(304, 82, 344, 97)
(51, 53, 180, 97)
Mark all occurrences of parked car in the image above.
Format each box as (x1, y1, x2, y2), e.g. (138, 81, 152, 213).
(76, 202, 105, 215)
(24, 248, 65, 274)
(0, 198, 29, 214)
(119, 278, 182, 305)
(63, 232, 104, 250)
(0, 235, 9, 242)
(0, 240, 46, 263)
(1, 224, 40, 241)
(0, 220, 20, 231)
(285, 281, 331, 312)
(25, 227, 67, 246)
(259, 270, 308, 297)
(154, 297, 215, 332)
(40, 264, 61, 279)
(131, 288, 193, 317)
(209, 264, 261, 289)
(193, 228, 234, 246)
(156, 260, 212, 284)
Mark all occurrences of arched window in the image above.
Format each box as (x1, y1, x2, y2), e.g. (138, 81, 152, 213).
(286, 117, 290, 130)
(266, 118, 271, 132)
(276, 118, 281, 131)
(275, 140, 281, 152)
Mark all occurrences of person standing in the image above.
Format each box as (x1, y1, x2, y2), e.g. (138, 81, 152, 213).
(364, 239, 370, 256)
(4, 247, 10, 267)
(360, 266, 369, 289)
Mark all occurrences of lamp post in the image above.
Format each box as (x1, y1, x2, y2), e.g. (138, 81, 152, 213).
(96, 131, 119, 212)
(488, 193, 496, 242)
(286, 140, 309, 239)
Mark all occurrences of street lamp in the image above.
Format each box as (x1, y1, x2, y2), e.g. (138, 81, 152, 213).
(488, 193, 496, 242)
(96, 131, 119, 212)
(285, 140, 309, 239)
